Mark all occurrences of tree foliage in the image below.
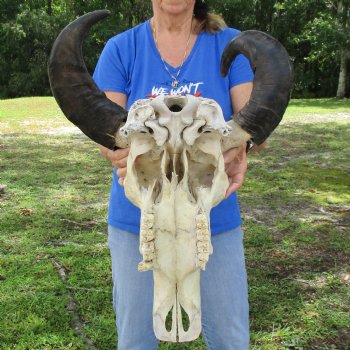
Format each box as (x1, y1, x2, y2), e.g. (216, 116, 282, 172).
(0, 0, 348, 98)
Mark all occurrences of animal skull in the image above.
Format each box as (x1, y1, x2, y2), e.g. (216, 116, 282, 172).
(119, 94, 248, 342)
(47, 9, 293, 344)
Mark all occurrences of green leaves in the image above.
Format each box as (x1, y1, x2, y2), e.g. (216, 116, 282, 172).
(0, 0, 348, 98)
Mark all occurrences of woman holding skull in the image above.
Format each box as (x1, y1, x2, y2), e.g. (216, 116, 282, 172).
(95, 1, 253, 349)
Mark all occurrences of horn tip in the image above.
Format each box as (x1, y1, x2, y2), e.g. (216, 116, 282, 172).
(220, 54, 230, 77)
(220, 60, 230, 78)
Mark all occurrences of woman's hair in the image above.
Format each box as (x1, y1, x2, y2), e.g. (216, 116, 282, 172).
(194, 0, 226, 33)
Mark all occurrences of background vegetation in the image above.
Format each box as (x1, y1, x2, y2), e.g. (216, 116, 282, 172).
(0, 0, 349, 99)
(0, 97, 349, 349)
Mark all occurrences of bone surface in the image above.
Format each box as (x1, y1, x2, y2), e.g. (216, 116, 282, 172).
(118, 95, 249, 342)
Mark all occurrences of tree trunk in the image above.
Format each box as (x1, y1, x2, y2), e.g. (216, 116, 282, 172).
(47, 0, 52, 16)
(128, 0, 135, 28)
(336, 0, 349, 98)
(336, 50, 347, 98)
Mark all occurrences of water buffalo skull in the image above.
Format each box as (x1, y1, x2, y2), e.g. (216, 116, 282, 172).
(48, 10, 293, 342)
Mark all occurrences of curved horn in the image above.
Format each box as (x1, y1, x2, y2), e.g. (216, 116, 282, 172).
(48, 10, 127, 150)
(221, 30, 293, 145)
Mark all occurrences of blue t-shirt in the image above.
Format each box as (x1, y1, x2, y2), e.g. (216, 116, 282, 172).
(93, 20, 253, 235)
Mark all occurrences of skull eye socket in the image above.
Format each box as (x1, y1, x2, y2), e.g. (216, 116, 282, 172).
(197, 126, 211, 134)
(139, 127, 154, 134)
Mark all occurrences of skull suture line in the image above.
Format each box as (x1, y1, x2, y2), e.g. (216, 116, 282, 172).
(119, 94, 248, 342)
(48, 10, 293, 345)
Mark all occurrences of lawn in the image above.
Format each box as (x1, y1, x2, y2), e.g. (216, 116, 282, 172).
(0, 97, 349, 349)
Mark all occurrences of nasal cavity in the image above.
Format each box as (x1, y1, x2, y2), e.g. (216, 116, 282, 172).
(169, 104, 183, 112)
(165, 97, 186, 112)
(165, 306, 174, 332)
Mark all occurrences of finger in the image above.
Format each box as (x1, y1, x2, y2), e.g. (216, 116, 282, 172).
(99, 145, 110, 158)
(223, 147, 240, 165)
(104, 148, 121, 160)
(116, 167, 127, 178)
(225, 183, 239, 199)
(225, 160, 238, 172)
(115, 147, 130, 159)
(225, 176, 244, 199)
(118, 177, 124, 186)
(113, 156, 128, 169)
(109, 147, 130, 161)
(225, 161, 248, 178)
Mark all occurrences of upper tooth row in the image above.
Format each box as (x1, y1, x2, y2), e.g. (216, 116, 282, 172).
(139, 213, 156, 271)
(195, 213, 212, 270)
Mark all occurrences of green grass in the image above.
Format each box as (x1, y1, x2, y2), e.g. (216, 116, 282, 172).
(1, 97, 350, 349)
(285, 97, 350, 114)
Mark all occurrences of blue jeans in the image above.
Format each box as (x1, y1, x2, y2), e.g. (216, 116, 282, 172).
(108, 225, 249, 350)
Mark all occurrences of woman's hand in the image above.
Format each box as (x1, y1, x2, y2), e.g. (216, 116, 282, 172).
(223, 144, 247, 199)
(99, 146, 130, 185)
(99, 91, 129, 185)
(224, 82, 252, 198)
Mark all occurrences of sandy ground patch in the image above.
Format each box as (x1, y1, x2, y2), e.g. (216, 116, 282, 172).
(0, 120, 81, 135)
(283, 112, 350, 124)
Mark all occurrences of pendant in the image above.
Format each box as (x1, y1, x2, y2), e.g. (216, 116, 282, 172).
(172, 80, 179, 88)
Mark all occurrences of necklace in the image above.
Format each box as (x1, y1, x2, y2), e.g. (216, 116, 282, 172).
(152, 19, 193, 88)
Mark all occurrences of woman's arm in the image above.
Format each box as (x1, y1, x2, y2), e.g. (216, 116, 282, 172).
(99, 91, 129, 185)
(223, 82, 253, 198)
(231, 82, 266, 153)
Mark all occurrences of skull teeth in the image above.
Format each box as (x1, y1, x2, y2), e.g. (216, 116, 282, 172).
(195, 213, 212, 270)
(139, 213, 156, 271)
(141, 213, 154, 228)
(197, 241, 210, 252)
(141, 249, 155, 262)
(138, 261, 154, 272)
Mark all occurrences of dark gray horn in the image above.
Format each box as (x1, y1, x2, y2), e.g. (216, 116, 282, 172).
(48, 10, 127, 150)
(221, 30, 293, 145)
